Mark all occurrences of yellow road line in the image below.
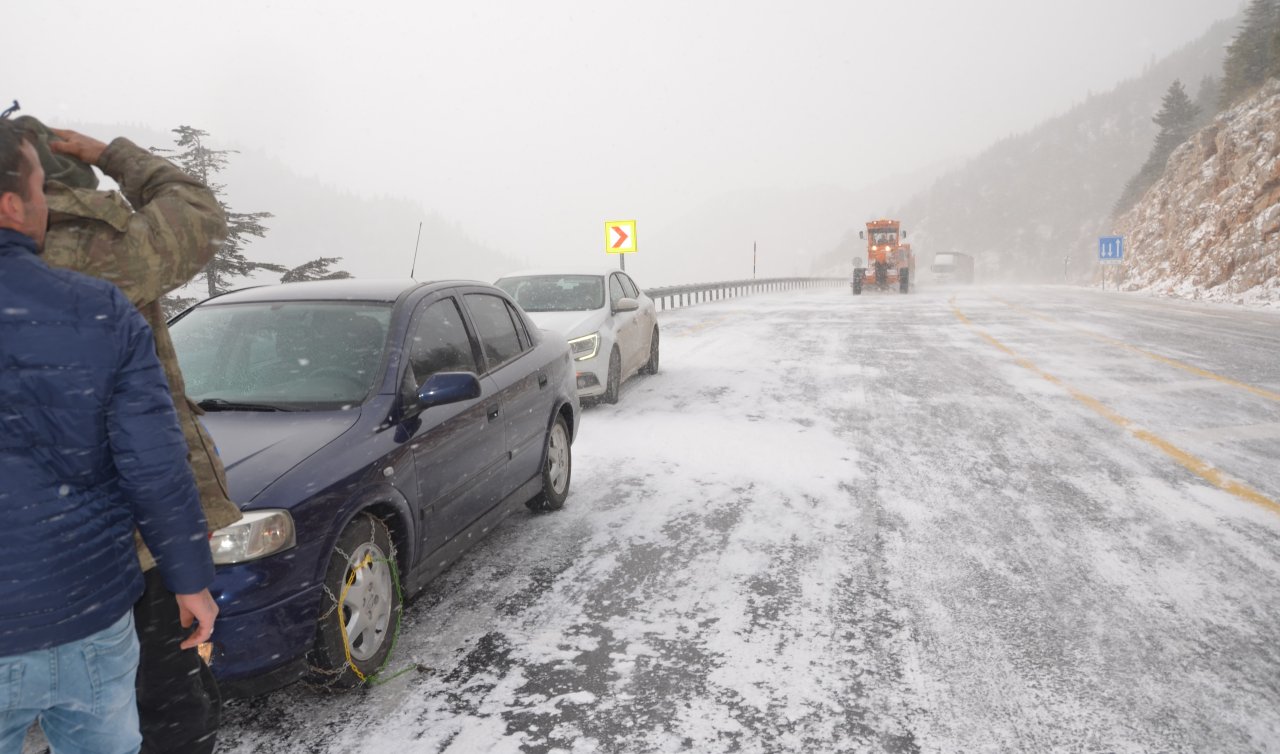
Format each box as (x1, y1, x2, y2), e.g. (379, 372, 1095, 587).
(993, 296, 1280, 404)
(678, 315, 730, 336)
(951, 298, 1280, 515)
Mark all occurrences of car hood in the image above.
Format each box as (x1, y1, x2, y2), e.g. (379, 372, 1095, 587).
(524, 309, 606, 340)
(199, 410, 362, 506)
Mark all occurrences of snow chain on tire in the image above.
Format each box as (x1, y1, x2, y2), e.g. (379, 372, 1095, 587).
(306, 520, 416, 690)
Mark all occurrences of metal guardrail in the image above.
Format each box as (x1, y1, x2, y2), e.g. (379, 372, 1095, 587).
(644, 277, 846, 311)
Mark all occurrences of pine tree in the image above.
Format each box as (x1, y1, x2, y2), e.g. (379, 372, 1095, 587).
(1220, 0, 1280, 108)
(1113, 80, 1201, 216)
(1192, 75, 1222, 126)
(280, 257, 352, 283)
(159, 294, 198, 320)
(151, 126, 284, 299)
(1272, 19, 1280, 79)
(1151, 80, 1201, 155)
(210, 209, 285, 297)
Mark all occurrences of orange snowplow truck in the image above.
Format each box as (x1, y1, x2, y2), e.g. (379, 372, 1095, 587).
(852, 219, 914, 294)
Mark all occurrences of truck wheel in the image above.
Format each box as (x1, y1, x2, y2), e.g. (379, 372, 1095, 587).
(899, 269, 910, 293)
(853, 270, 864, 295)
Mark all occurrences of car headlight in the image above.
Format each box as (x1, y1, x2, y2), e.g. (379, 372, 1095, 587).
(210, 509, 296, 565)
(567, 332, 600, 361)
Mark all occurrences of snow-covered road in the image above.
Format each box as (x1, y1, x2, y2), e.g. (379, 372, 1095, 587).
(215, 284, 1280, 753)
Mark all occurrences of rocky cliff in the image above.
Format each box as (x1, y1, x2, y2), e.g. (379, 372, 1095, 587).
(1114, 79, 1280, 306)
(867, 19, 1234, 285)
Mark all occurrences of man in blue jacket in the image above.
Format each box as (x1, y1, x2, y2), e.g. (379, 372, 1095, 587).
(0, 123, 218, 752)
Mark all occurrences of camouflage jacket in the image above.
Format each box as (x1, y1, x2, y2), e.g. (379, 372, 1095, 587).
(41, 137, 242, 571)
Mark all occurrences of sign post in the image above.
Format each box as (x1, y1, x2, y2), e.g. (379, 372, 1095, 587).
(1098, 235, 1124, 289)
(605, 220, 637, 270)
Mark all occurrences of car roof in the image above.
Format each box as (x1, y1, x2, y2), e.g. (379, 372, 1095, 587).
(197, 278, 491, 305)
(495, 268, 631, 280)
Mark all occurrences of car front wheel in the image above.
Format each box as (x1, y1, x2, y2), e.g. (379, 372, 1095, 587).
(602, 348, 621, 404)
(527, 413, 572, 512)
(307, 513, 401, 689)
(641, 326, 660, 375)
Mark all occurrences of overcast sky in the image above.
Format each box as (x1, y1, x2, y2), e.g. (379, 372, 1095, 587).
(10, 0, 1238, 276)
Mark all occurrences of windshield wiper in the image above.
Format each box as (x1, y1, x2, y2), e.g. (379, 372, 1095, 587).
(197, 398, 292, 413)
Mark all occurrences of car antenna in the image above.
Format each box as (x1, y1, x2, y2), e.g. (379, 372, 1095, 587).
(409, 221, 423, 280)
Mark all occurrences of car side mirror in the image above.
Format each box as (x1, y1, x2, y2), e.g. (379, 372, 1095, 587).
(613, 297, 640, 313)
(858, 231, 865, 240)
(902, 230, 908, 238)
(416, 371, 481, 410)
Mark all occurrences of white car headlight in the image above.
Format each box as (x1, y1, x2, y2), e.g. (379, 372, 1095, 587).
(567, 332, 600, 361)
(210, 509, 296, 565)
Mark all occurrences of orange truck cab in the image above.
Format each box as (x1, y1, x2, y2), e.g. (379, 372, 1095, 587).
(852, 219, 914, 294)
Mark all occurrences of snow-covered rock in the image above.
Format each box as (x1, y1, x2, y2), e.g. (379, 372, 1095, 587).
(1115, 79, 1280, 306)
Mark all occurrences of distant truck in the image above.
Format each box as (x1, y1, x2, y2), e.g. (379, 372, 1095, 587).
(930, 252, 975, 284)
(852, 219, 914, 294)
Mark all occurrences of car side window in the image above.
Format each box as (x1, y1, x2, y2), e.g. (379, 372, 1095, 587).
(464, 293, 525, 370)
(620, 274, 640, 299)
(609, 274, 626, 307)
(408, 297, 477, 386)
(505, 300, 535, 349)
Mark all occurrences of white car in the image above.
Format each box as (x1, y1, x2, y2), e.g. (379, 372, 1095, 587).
(495, 269, 659, 404)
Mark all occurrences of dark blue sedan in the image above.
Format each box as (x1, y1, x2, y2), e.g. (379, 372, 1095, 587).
(168, 278, 579, 695)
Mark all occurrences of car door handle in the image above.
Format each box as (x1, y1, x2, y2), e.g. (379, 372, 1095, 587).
(487, 405, 500, 422)
(538, 373, 548, 388)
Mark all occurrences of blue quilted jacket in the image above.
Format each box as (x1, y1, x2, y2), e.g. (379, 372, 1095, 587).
(0, 228, 214, 656)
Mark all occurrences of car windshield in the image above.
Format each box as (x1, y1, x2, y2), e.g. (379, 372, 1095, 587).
(169, 301, 392, 409)
(495, 275, 605, 312)
(932, 253, 956, 269)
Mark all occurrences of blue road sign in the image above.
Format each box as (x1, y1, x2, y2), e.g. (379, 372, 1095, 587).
(1099, 236, 1124, 264)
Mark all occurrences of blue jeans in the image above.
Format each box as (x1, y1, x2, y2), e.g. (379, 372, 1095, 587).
(0, 611, 141, 754)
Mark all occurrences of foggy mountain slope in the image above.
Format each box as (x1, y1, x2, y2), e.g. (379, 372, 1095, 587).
(634, 186, 861, 287)
(222, 150, 516, 283)
(1113, 79, 1280, 306)
(635, 162, 953, 288)
(60, 122, 516, 287)
(889, 17, 1235, 283)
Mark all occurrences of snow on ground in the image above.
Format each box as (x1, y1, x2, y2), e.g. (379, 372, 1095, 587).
(26, 283, 1278, 753)
(213, 283, 1280, 753)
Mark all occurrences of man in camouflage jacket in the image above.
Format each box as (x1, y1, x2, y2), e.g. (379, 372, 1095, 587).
(22, 117, 242, 754)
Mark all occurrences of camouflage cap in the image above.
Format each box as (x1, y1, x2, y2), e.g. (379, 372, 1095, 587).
(11, 115, 98, 190)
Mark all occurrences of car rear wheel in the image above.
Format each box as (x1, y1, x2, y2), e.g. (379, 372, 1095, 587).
(602, 348, 621, 404)
(527, 413, 572, 512)
(307, 513, 400, 689)
(641, 326, 660, 375)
